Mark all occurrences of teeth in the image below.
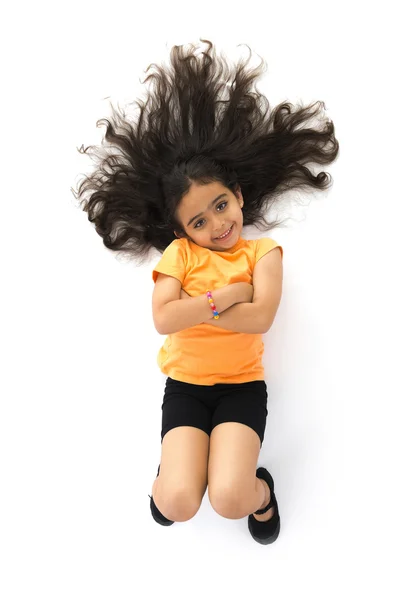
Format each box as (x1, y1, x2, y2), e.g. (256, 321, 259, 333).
(217, 226, 232, 239)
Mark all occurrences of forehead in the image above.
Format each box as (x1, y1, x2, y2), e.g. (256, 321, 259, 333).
(178, 181, 226, 215)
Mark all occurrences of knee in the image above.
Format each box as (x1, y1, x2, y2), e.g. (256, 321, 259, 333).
(154, 486, 202, 522)
(208, 482, 250, 520)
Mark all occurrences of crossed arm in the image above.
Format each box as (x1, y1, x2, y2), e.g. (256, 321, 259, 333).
(180, 287, 263, 334)
(180, 247, 283, 335)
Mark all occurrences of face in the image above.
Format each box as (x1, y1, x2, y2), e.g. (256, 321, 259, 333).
(174, 181, 244, 251)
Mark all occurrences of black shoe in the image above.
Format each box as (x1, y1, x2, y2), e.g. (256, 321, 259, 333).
(148, 464, 175, 526)
(248, 467, 280, 545)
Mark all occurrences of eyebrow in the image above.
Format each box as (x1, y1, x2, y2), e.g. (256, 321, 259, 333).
(186, 193, 228, 227)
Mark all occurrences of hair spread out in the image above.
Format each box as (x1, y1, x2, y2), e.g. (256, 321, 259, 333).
(72, 39, 339, 265)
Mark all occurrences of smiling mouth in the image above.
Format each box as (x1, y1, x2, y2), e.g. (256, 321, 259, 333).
(214, 225, 233, 240)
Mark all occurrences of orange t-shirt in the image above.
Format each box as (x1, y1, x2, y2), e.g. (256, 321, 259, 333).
(152, 235, 283, 385)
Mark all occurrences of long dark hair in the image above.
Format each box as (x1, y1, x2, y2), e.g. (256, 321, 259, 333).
(72, 39, 339, 265)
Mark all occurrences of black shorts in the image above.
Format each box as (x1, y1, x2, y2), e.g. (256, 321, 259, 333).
(161, 377, 269, 447)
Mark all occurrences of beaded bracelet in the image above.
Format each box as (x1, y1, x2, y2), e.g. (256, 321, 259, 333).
(206, 290, 219, 319)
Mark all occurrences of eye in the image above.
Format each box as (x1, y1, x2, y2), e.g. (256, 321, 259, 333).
(194, 201, 228, 229)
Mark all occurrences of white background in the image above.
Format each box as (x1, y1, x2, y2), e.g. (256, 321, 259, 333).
(1, 1, 399, 599)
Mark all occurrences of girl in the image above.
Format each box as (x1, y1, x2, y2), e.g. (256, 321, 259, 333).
(73, 39, 339, 544)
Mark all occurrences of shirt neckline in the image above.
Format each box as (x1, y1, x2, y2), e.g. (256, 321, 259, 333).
(189, 236, 246, 254)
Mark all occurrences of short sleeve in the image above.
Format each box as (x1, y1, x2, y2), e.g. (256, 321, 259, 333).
(152, 239, 187, 284)
(255, 237, 283, 264)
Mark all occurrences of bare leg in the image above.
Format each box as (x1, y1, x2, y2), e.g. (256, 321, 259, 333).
(207, 422, 274, 520)
(152, 426, 210, 522)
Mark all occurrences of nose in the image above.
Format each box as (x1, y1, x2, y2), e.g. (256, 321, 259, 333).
(212, 218, 226, 234)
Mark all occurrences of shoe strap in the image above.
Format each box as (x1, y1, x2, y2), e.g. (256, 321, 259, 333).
(254, 492, 275, 515)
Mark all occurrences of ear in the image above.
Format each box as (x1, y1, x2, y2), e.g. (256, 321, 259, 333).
(234, 184, 244, 207)
(174, 230, 188, 239)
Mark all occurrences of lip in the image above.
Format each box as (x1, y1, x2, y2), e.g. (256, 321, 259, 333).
(214, 224, 234, 242)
